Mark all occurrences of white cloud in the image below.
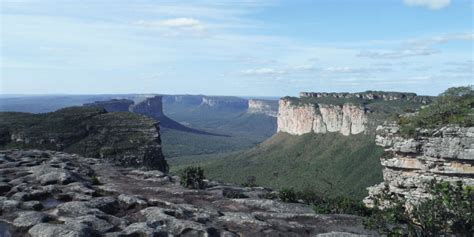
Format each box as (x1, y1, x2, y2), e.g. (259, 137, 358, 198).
(136, 18, 206, 36)
(358, 33, 473, 59)
(404, 0, 451, 10)
(241, 65, 314, 76)
(158, 18, 202, 28)
(358, 48, 438, 59)
(323, 66, 391, 74)
(241, 68, 287, 75)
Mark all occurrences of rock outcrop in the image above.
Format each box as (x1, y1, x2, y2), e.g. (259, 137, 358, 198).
(247, 99, 278, 117)
(364, 124, 474, 207)
(0, 149, 377, 236)
(130, 96, 165, 119)
(0, 107, 167, 171)
(83, 99, 134, 112)
(277, 99, 368, 136)
(199, 96, 248, 111)
(300, 91, 432, 104)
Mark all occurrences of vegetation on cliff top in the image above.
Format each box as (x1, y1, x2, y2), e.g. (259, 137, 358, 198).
(399, 86, 473, 136)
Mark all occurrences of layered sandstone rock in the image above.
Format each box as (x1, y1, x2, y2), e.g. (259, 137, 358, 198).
(277, 99, 368, 136)
(247, 99, 278, 117)
(364, 124, 474, 207)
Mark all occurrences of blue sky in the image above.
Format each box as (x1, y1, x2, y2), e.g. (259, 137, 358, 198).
(1, 0, 473, 96)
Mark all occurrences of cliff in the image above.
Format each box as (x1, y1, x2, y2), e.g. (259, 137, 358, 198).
(364, 124, 474, 207)
(83, 99, 134, 112)
(276, 91, 433, 136)
(277, 99, 368, 136)
(130, 96, 165, 118)
(0, 107, 168, 171)
(247, 99, 278, 117)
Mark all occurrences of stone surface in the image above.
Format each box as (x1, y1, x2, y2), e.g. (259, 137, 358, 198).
(277, 99, 368, 136)
(0, 149, 377, 236)
(365, 124, 474, 207)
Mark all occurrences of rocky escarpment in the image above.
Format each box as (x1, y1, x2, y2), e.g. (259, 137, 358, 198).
(247, 99, 278, 117)
(364, 124, 474, 207)
(199, 96, 248, 111)
(130, 96, 165, 118)
(83, 99, 134, 112)
(0, 107, 167, 171)
(300, 91, 432, 104)
(0, 150, 377, 236)
(277, 99, 368, 136)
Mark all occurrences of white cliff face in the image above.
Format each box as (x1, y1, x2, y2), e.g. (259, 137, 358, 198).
(247, 99, 278, 117)
(277, 99, 368, 136)
(364, 124, 474, 207)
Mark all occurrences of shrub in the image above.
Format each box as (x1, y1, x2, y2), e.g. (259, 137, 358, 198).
(90, 175, 101, 185)
(180, 166, 206, 189)
(278, 188, 299, 203)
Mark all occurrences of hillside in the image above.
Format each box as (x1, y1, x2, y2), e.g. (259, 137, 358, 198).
(171, 132, 384, 199)
(170, 91, 432, 199)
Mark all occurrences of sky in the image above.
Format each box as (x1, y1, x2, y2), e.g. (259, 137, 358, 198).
(1, 0, 473, 96)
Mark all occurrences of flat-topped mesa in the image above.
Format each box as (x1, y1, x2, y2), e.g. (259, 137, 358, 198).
(0, 107, 168, 171)
(83, 99, 134, 112)
(364, 124, 474, 207)
(247, 99, 278, 117)
(199, 96, 248, 110)
(300, 91, 431, 103)
(277, 99, 368, 136)
(131, 96, 164, 119)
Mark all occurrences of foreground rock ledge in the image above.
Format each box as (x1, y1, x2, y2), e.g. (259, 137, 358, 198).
(0, 149, 377, 236)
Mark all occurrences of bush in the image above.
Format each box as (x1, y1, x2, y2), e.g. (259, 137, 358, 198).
(312, 196, 370, 216)
(277, 188, 371, 216)
(180, 166, 206, 189)
(278, 188, 299, 203)
(90, 175, 101, 185)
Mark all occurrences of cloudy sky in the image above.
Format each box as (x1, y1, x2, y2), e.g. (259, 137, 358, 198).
(1, 0, 472, 96)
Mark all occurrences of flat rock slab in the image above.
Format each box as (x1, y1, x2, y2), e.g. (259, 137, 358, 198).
(0, 149, 379, 236)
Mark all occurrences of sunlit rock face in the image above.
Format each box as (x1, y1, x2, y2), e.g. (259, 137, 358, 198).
(277, 99, 368, 136)
(247, 99, 278, 117)
(364, 124, 474, 207)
